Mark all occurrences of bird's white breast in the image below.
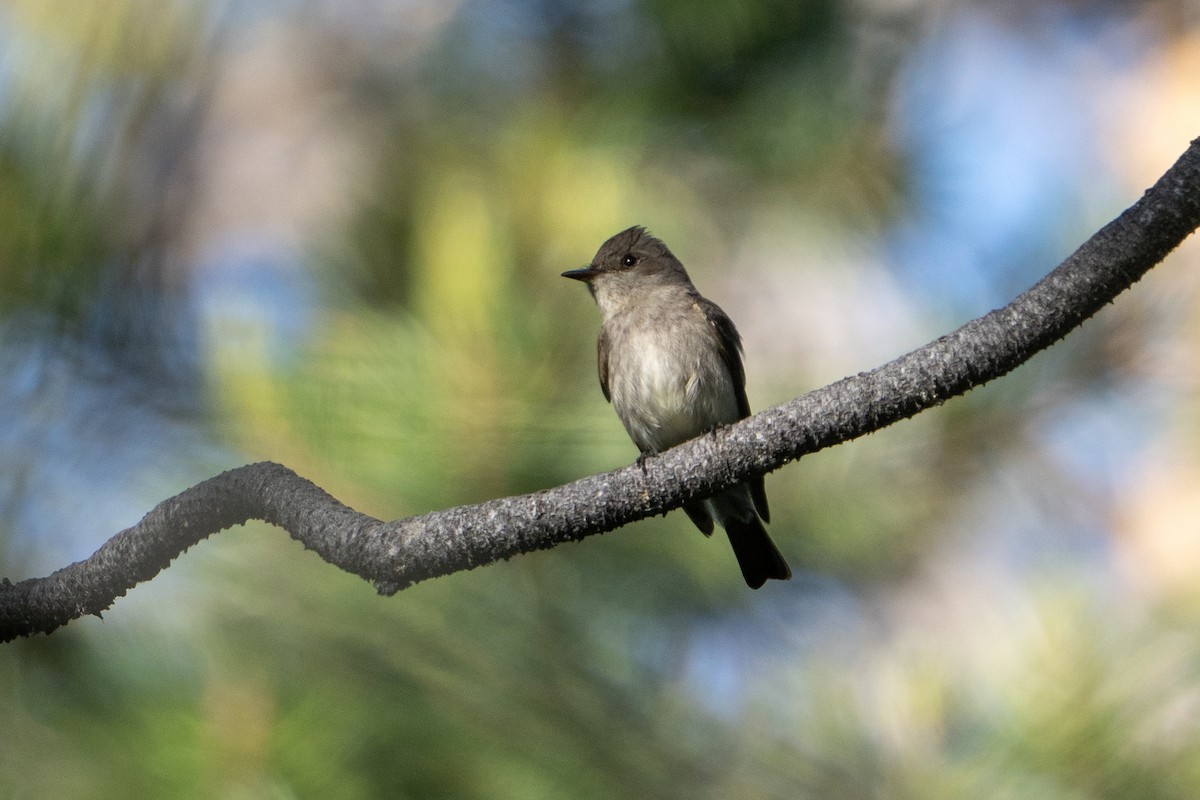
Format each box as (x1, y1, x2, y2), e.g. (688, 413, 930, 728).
(609, 315, 738, 454)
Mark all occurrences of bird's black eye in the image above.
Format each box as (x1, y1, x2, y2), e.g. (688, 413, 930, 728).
(621, 254, 637, 267)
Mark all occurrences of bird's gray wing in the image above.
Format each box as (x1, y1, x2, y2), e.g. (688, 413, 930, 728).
(696, 296, 748, 418)
(597, 326, 611, 403)
(698, 296, 770, 522)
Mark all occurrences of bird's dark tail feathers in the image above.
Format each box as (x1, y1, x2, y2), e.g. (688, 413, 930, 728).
(723, 516, 791, 590)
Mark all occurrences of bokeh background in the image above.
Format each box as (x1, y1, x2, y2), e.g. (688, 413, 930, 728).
(3, 0, 1200, 797)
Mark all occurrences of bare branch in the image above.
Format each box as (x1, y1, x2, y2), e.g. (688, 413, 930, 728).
(3, 138, 1199, 643)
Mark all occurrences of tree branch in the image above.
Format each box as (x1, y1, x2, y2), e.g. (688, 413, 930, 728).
(3, 138, 1200, 643)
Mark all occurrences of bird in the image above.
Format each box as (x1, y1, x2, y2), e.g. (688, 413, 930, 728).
(562, 226, 791, 588)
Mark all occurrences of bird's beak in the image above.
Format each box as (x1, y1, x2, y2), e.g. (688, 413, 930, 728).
(561, 265, 599, 282)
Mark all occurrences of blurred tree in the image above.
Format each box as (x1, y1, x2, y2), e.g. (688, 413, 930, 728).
(4, 1, 1200, 799)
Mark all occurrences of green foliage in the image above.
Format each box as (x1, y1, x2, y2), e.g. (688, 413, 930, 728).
(3, 1, 1200, 799)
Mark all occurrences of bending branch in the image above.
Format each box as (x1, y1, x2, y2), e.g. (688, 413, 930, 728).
(3, 138, 1200, 643)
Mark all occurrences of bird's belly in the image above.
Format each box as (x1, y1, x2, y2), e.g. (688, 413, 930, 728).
(612, 338, 737, 453)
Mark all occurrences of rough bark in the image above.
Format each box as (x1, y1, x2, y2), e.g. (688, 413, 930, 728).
(3, 138, 1199, 643)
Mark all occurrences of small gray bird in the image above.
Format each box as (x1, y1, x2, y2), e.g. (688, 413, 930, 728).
(563, 226, 791, 588)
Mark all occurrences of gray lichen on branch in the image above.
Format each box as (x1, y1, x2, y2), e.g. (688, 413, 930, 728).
(3, 137, 1200, 643)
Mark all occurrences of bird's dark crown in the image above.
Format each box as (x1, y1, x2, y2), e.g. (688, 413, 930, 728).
(590, 225, 680, 274)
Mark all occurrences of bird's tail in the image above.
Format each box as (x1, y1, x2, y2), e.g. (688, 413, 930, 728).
(722, 515, 791, 590)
